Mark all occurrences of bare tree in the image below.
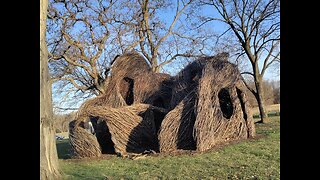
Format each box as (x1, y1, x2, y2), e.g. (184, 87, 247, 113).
(47, 0, 210, 111)
(47, 0, 122, 101)
(198, 0, 280, 123)
(117, 0, 206, 73)
(40, 0, 61, 179)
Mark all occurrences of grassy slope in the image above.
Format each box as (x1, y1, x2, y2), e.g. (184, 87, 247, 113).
(57, 116, 280, 180)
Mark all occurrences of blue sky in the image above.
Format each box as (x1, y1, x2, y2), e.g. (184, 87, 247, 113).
(158, 3, 279, 81)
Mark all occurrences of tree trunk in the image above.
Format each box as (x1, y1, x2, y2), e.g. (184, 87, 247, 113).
(40, 0, 61, 179)
(152, 66, 160, 73)
(151, 57, 160, 73)
(254, 74, 269, 123)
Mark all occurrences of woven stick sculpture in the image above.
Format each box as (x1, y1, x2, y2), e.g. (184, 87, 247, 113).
(68, 52, 256, 158)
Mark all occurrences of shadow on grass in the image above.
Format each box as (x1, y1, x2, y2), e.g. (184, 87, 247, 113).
(56, 139, 71, 159)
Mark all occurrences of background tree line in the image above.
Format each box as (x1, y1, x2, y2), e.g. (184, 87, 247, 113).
(245, 79, 280, 107)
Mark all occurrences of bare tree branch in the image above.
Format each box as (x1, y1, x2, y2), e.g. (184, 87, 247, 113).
(242, 79, 257, 95)
(241, 72, 254, 76)
(159, 53, 203, 67)
(53, 107, 79, 111)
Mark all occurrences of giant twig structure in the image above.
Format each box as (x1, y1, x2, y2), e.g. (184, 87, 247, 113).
(69, 52, 256, 158)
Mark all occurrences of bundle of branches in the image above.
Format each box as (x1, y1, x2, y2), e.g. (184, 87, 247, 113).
(159, 53, 255, 152)
(193, 59, 256, 151)
(106, 52, 173, 109)
(169, 53, 229, 108)
(170, 53, 229, 109)
(133, 73, 173, 132)
(158, 56, 216, 153)
(79, 52, 173, 108)
(72, 53, 146, 154)
(133, 73, 173, 108)
(169, 60, 203, 109)
(104, 52, 153, 106)
(73, 52, 152, 110)
(69, 52, 256, 157)
(70, 52, 173, 157)
(158, 90, 197, 152)
(68, 119, 101, 158)
(110, 52, 152, 82)
(80, 103, 168, 155)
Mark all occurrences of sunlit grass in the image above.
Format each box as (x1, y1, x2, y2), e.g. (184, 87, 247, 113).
(57, 116, 280, 179)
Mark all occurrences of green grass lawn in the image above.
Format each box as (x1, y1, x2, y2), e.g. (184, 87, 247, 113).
(57, 116, 280, 179)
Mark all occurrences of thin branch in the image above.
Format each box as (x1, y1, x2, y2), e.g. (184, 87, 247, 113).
(155, 0, 192, 53)
(195, 17, 227, 29)
(53, 107, 79, 110)
(241, 72, 254, 76)
(242, 79, 257, 95)
(261, 51, 280, 76)
(159, 53, 203, 67)
(261, 40, 279, 66)
(215, 27, 231, 45)
(52, 77, 88, 92)
(256, 37, 280, 54)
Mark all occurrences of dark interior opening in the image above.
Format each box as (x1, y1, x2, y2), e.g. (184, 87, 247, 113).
(78, 121, 85, 128)
(91, 117, 115, 154)
(189, 69, 199, 82)
(236, 88, 247, 120)
(153, 97, 165, 108)
(218, 88, 234, 119)
(152, 97, 166, 133)
(120, 77, 134, 105)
